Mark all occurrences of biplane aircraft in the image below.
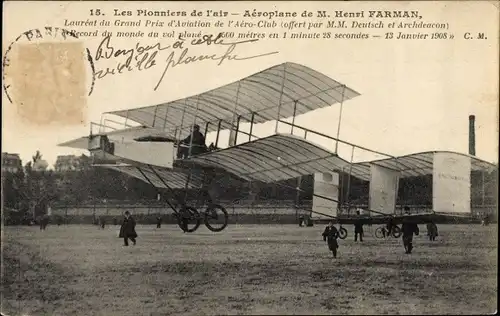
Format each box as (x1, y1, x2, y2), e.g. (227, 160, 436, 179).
(59, 62, 496, 236)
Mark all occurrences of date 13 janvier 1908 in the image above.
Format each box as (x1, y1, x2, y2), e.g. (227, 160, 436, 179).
(385, 32, 454, 40)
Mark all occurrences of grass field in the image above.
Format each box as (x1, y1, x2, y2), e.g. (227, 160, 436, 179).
(2, 223, 497, 315)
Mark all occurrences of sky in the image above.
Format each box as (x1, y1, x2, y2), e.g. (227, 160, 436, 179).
(2, 1, 499, 168)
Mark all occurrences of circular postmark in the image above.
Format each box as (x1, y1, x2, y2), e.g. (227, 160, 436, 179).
(2, 27, 96, 125)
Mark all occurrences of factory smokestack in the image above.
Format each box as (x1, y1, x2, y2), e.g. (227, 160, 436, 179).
(469, 115, 476, 156)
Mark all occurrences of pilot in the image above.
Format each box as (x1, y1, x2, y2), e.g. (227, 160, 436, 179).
(179, 124, 207, 158)
(208, 142, 218, 152)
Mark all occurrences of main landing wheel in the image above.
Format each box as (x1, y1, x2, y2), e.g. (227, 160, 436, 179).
(176, 206, 201, 233)
(338, 227, 348, 240)
(204, 204, 229, 232)
(392, 225, 402, 238)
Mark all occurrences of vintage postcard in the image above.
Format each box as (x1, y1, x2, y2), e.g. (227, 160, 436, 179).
(2, 1, 498, 315)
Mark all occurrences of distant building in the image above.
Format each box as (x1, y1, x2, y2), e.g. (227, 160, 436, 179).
(54, 155, 88, 172)
(2, 153, 22, 173)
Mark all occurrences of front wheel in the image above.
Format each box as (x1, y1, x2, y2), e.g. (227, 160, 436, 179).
(392, 225, 402, 238)
(338, 227, 348, 240)
(176, 206, 201, 233)
(204, 204, 229, 232)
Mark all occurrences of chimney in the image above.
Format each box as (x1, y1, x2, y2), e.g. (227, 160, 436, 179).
(469, 115, 476, 156)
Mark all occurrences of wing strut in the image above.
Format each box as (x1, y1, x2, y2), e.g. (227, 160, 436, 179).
(275, 63, 288, 133)
(344, 146, 356, 209)
(135, 166, 180, 215)
(334, 85, 347, 154)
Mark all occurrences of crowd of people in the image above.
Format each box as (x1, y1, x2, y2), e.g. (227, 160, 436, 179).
(322, 218, 432, 257)
(322, 206, 442, 258)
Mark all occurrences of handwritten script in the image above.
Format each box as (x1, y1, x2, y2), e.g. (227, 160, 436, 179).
(94, 33, 279, 91)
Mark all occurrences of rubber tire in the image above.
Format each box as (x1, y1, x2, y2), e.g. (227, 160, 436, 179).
(177, 206, 201, 233)
(375, 227, 386, 239)
(338, 227, 348, 240)
(392, 225, 402, 238)
(204, 204, 229, 232)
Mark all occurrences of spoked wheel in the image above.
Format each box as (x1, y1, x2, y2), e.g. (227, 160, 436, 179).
(375, 227, 386, 239)
(204, 204, 229, 232)
(338, 227, 348, 240)
(392, 225, 402, 238)
(176, 206, 201, 233)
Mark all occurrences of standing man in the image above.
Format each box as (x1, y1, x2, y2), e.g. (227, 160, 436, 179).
(156, 215, 162, 229)
(354, 210, 364, 242)
(39, 215, 44, 230)
(401, 219, 420, 254)
(119, 211, 138, 246)
(39, 214, 49, 230)
(322, 221, 340, 258)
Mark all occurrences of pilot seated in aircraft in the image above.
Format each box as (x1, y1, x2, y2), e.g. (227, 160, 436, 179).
(178, 124, 207, 159)
(322, 221, 340, 258)
(208, 142, 218, 152)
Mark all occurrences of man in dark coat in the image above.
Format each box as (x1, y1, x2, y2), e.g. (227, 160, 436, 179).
(426, 222, 438, 241)
(322, 221, 340, 258)
(156, 215, 162, 229)
(401, 220, 419, 254)
(119, 211, 138, 246)
(39, 214, 49, 230)
(354, 210, 364, 242)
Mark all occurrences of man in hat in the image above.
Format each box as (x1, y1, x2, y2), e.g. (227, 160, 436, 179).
(322, 221, 340, 258)
(401, 219, 419, 254)
(119, 211, 138, 246)
(178, 124, 207, 158)
(354, 210, 364, 242)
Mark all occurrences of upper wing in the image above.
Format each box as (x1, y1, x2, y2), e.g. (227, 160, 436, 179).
(105, 62, 361, 139)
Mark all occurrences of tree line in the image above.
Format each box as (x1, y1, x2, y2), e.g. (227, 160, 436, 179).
(3, 151, 497, 221)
